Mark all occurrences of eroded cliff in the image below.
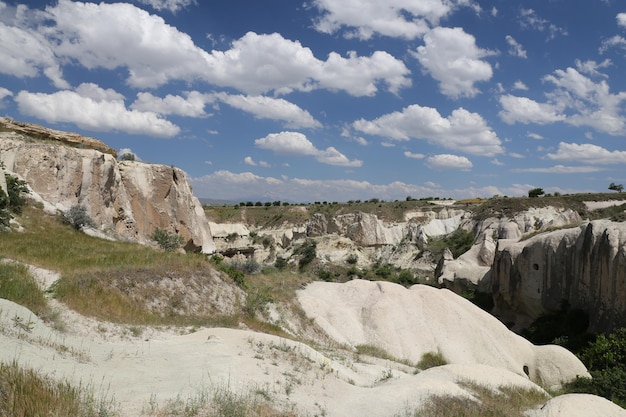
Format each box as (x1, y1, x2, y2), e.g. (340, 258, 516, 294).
(0, 133, 215, 253)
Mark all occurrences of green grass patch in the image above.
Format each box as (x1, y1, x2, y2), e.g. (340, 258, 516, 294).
(0, 260, 49, 318)
(416, 351, 448, 370)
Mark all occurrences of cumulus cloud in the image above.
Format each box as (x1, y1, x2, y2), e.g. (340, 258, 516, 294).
(214, 93, 321, 129)
(426, 154, 473, 170)
(506, 35, 527, 58)
(135, 0, 196, 13)
(15, 83, 180, 137)
(546, 142, 626, 165)
(353, 104, 503, 156)
(255, 132, 362, 167)
(205, 32, 411, 96)
(131, 91, 212, 117)
(2, 2, 411, 97)
(243, 156, 270, 167)
(617, 13, 626, 28)
(499, 95, 566, 124)
(311, 0, 475, 40)
(0, 14, 68, 88)
(412, 27, 494, 98)
(118, 148, 142, 161)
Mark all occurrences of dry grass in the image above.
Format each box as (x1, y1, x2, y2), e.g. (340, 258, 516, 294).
(0, 360, 117, 417)
(398, 380, 549, 417)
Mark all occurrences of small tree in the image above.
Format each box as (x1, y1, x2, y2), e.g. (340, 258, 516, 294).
(61, 205, 95, 230)
(528, 188, 545, 198)
(151, 228, 184, 252)
(609, 182, 624, 193)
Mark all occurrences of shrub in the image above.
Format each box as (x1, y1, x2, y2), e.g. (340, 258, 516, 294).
(1, 171, 30, 227)
(274, 256, 288, 270)
(294, 240, 317, 269)
(346, 254, 358, 265)
(151, 228, 184, 252)
(417, 351, 448, 370)
(61, 205, 96, 230)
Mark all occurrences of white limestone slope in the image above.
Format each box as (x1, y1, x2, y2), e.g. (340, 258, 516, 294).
(297, 280, 588, 391)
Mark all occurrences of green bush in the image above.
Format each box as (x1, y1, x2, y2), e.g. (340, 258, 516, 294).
(151, 228, 185, 252)
(1, 171, 30, 227)
(61, 205, 96, 230)
(562, 327, 626, 407)
(294, 240, 317, 269)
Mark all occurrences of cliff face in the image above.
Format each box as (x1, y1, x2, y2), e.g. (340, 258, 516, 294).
(0, 135, 215, 253)
(492, 220, 626, 332)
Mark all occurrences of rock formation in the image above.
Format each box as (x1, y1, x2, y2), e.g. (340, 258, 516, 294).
(298, 280, 589, 391)
(492, 220, 626, 332)
(0, 132, 215, 253)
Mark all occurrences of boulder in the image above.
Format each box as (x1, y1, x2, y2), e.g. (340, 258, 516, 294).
(527, 393, 626, 417)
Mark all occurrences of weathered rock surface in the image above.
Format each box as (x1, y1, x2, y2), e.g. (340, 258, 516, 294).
(0, 117, 117, 156)
(298, 279, 589, 391)
(527, 393, 626, 417)
(0, 135, 215, 253)
(491, 220, 626, 332)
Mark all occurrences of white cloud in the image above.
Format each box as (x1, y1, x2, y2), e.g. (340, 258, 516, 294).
(255, 132, 362, 167)
(310, 0, 475, 40)
(617, 13, 626, 28)
(353, 104, 503, 156)
(490, 158, 504, 166)
(527, 132, 544, 140)
(135, 0, 196, 13)
(131, 91, 212, 117)
(244, 156, 270, 168)
(511, 165, 603, 174)
(43, 1, 210, 89)
(518, 8, 567, 40)
(412, 27, 494, 98)
(0, 87, 12, 106)
(499, 95, 566, 124)
(15, 83, 179, 137)
(600, 35, 626, 53)
(0, 17, 68, 88)
(214, 93, 322, 129)
(575, 59, 611, 78)
(544, 68, 626, 135)
(404, 151, 425, 159)
(546, 142, 626, 165)
(206, 32, 411, 96)
(506, 35, 527, 58)
(426, 154, 473, 170)
(3, 2, 411, 97)
(513, 81, 528, 90)
(501, 67, 626, 135)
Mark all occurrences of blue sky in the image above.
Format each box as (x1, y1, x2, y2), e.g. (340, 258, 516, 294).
(1, 0, 626, 202)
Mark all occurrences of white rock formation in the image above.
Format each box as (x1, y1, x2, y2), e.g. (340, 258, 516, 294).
(298, 279, 589, 391)
(527, 393, 626, 417)
(0, 134, 215, 253)
(492, 220, 626, 332)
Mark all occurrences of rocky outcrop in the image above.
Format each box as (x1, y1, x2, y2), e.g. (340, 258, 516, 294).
(0, 135, 215, 253)
(491, 220, 626, 332)
(298, 280, 589, 390)
(0, 117, 117, 156)
(436, 206, 583, 292)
